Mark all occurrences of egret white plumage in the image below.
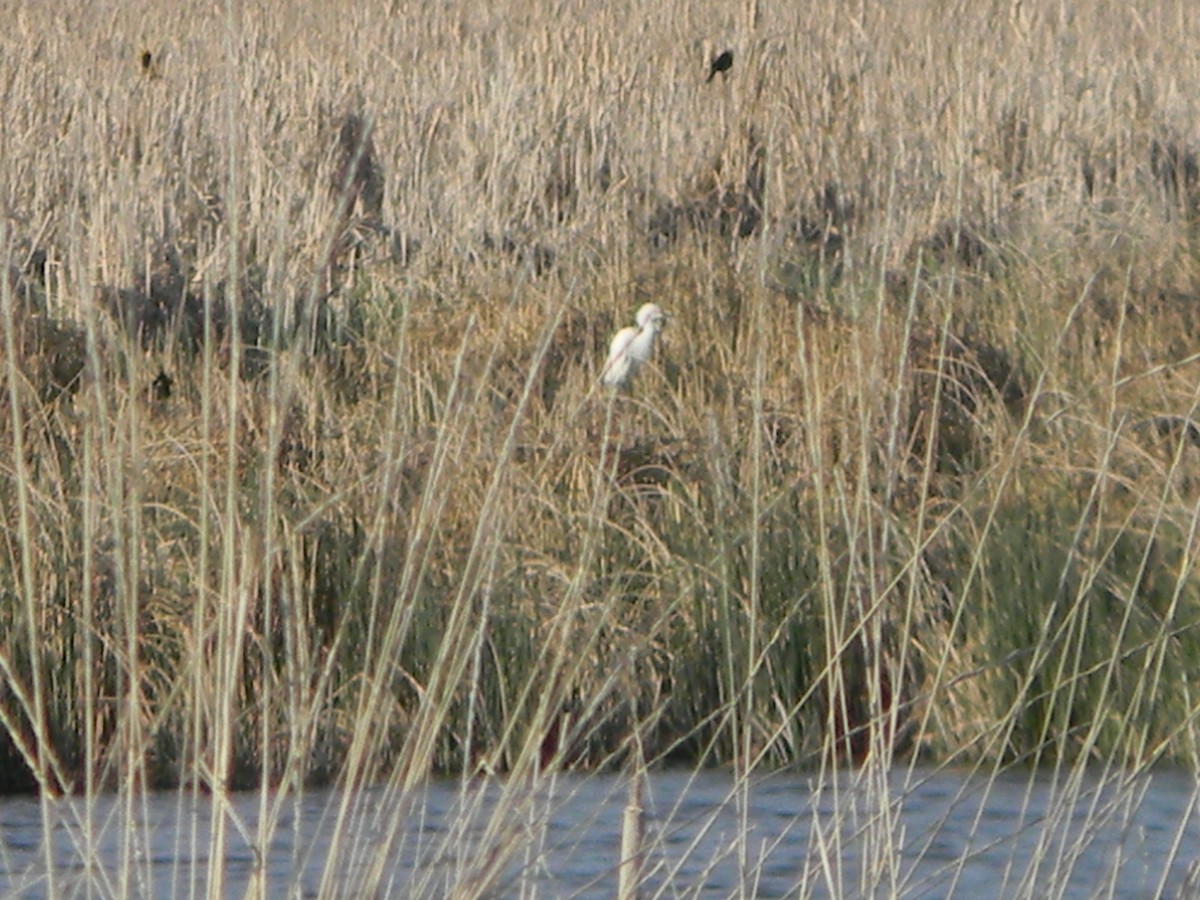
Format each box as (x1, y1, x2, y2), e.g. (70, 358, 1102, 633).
(601, 303, 668, 390)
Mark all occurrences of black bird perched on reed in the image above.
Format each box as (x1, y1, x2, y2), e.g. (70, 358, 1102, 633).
(706, 49, 733, 83)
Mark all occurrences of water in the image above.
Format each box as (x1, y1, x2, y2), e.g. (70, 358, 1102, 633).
(1, 766, 1197, 898)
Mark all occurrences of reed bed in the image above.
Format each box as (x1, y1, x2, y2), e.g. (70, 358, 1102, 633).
(3, 0, 1200, 894)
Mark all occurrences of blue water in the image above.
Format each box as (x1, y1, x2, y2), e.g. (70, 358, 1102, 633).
(1, 765, 1197, 898)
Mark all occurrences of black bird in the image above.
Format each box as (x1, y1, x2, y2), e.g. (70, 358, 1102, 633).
(706, 49, 733, 83)
(140, 49, 161, 79)
(151, 370, 173, 402)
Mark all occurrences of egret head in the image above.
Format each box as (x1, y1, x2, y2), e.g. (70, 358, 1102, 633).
(635, 303, 667, 332)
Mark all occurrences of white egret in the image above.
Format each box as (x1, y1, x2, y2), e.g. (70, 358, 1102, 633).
(601, 303, 668, 390)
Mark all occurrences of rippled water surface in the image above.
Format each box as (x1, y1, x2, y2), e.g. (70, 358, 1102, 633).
(1, 766, 1197, 897)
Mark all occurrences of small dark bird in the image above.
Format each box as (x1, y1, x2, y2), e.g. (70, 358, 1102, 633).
(706, 49, 733, 83)
(140, 49, 161, 79)
(151, 370, 173, 402)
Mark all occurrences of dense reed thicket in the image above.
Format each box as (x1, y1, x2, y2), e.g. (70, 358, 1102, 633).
(4, 0, 1200, 820)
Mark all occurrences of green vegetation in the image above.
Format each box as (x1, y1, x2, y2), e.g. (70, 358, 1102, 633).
(4, 0, 1200, 890)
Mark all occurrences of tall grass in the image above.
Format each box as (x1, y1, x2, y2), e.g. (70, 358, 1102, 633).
(4, 0, 1200, 893)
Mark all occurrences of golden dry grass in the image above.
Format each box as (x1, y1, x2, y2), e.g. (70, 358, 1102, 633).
(3, 0, 1200, 814)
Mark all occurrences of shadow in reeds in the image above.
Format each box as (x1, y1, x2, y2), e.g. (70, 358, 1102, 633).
(1084, 128, 1200, 218)
(327, 110, 420, 272)
(4, 242, 85, 403)
(0, 724, 39, 794)
(907, 325, 1027, 476)
(1150, 130, 1200, 218)
(769, 181, 854, 302)
(475, 231, 557, 277)
(97, 257, 276, 375)
(648, 128, 765, 247)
